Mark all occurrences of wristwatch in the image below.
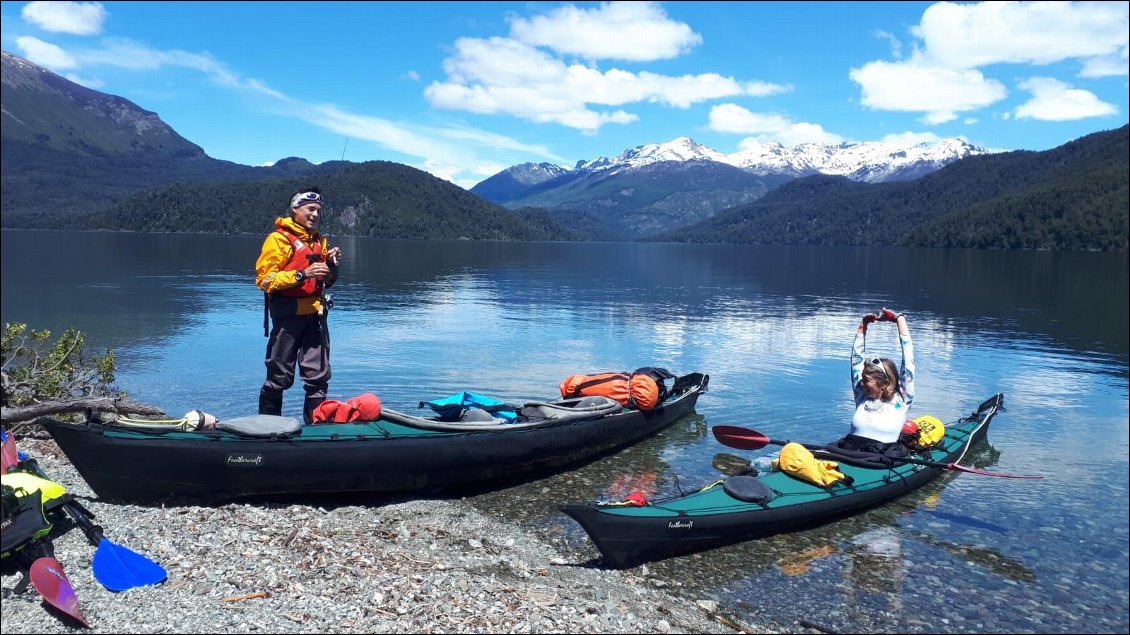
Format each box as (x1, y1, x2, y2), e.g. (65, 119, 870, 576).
(295, 271, 306, 282)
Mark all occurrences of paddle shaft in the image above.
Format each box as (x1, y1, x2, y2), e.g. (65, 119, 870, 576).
(62, 501, 105, 547)
(23, 457, 168, 590)
(711, 425, 1042, 479)
(23, 459, 105, 546)
(769, 435, 1023, 475)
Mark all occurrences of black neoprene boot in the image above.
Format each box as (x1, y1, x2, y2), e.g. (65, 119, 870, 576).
(303, 396, 325, 426)
(258, 388, 283, 416)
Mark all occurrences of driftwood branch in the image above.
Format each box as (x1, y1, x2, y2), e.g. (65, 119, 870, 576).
(1, 396, 166, 425)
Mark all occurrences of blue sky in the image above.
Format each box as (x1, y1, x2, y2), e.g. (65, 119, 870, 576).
(2, 1, 1127, 188)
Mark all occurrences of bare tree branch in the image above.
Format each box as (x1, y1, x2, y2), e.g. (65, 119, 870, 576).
(1, 397, 166, 425)
(40, 333, 83, 374)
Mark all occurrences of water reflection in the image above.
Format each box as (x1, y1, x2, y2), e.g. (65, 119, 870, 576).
(1, 231, 1126, 634)
(6, 233, 1126, 364)
(635, 477, 1041, 634)
(470, 425, 1075, 634)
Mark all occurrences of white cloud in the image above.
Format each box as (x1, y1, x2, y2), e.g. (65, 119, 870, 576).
(417, 157, 475, 187)
(508, 1, 701, 62)
(402, 70, 421, 82)
(431, 126, 568, 161)
(850, 60, 1007, 123)
(879, 131, 941, 146)
(11, 33, 560, 186)
(22, 1, 106, 36)
(709, 103, 846, 146)
(872, 29, 903, 60)
(15, 36, 77, 70)
(64, 73, 104, 89)
(1014, 76, 1118, 121)
(439, 36, 563, 86)
(279, 102, 566, 184)
(53, 37, 287, 99)
(1080, 48, 1130, 79)
(708, 104, 790, 134)
(921, 110, 958, 125)
(851, 1, 1128, 122)
(913, 1, 1129, 71)
(427, 36, 787, 133)
(300, 105, 473, 162)
(473, 161, 511, 179)
(78, 38, 218, 72)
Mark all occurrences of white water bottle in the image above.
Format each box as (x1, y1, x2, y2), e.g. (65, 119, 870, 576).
(753, 455, 776, 475)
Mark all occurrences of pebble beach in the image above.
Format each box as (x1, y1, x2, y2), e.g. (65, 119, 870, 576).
(1, 432, 788, 634)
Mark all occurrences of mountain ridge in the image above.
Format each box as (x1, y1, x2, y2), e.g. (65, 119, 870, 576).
(1, 50, 1123, 251)
(574, 134, 990, 182)
(471, 134, 992, 238)
(664, 124, 1128, 251)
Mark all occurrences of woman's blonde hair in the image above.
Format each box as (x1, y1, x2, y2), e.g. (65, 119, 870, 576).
(863, 357, 900, 401)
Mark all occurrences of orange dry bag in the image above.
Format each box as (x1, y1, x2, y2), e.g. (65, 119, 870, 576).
(559, 372, 631, 406)
(559, 367, 675, 411)
(629, 374, 659, 411)
(628, 367, 675, 411)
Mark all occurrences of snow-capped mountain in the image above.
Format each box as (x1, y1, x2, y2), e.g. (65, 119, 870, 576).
(576, 136, 730, 171)
(471, 135, 996, 240)
(470, 162, 572, 204)
(574, 135, 991, 183)
(501, 162, 571, 185)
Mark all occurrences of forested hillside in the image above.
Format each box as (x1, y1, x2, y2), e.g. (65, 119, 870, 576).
(666, 125, 1128, 252)
(4, 50, 1125, 251)
(73, 161, 576, 241)
(1, 50, 327, 222)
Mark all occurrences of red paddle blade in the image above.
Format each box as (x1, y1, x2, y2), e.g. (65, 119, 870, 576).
(30, 557, 90, 628)
(1, 432, 18, 473)
(712, 425, 771, 450)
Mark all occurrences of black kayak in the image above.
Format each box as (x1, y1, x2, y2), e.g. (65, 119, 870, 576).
(40, 372, 708, 503)
(561, 393, 1005, 569)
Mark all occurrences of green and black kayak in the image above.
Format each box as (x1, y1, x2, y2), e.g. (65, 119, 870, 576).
(41, 372, 708, 503)
(561, 393, 1007, 569)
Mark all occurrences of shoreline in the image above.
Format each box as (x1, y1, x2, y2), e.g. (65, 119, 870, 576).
(2, 433, 788, 634)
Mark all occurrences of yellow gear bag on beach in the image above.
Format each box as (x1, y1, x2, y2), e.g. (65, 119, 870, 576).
(776, 442, 853, 488)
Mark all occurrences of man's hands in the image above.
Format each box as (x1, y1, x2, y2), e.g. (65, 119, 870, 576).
(305, 261, 333, 280)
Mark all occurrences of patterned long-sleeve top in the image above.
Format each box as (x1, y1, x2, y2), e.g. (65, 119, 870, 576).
(849, 328, 916, 443)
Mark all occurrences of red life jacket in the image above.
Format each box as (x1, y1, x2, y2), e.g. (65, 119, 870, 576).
(312, 393, 382, 424)
(275, 227, 325, 298)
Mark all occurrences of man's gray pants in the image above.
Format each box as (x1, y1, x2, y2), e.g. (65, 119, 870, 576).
(259, 313, 330, 423)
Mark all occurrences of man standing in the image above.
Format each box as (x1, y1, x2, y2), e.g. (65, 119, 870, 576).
(255, 187, 342, 425)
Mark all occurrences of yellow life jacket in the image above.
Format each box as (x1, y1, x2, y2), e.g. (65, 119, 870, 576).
(1, 471, 69, 558)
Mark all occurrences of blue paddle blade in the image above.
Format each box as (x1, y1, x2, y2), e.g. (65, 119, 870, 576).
(91, 538, 167, 592)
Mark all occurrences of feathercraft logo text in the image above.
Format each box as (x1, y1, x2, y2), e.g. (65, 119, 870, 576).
(226, 454, 264, 467)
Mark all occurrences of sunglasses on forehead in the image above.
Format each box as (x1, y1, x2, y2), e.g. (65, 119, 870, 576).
(866, 357, 889, 378)
(290, 191, 323, 208)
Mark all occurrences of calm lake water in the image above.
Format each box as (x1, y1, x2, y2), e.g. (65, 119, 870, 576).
(2, 230, 1127, 633)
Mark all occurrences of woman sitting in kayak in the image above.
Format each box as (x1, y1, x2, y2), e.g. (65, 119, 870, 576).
(836, 308, 915, 457)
